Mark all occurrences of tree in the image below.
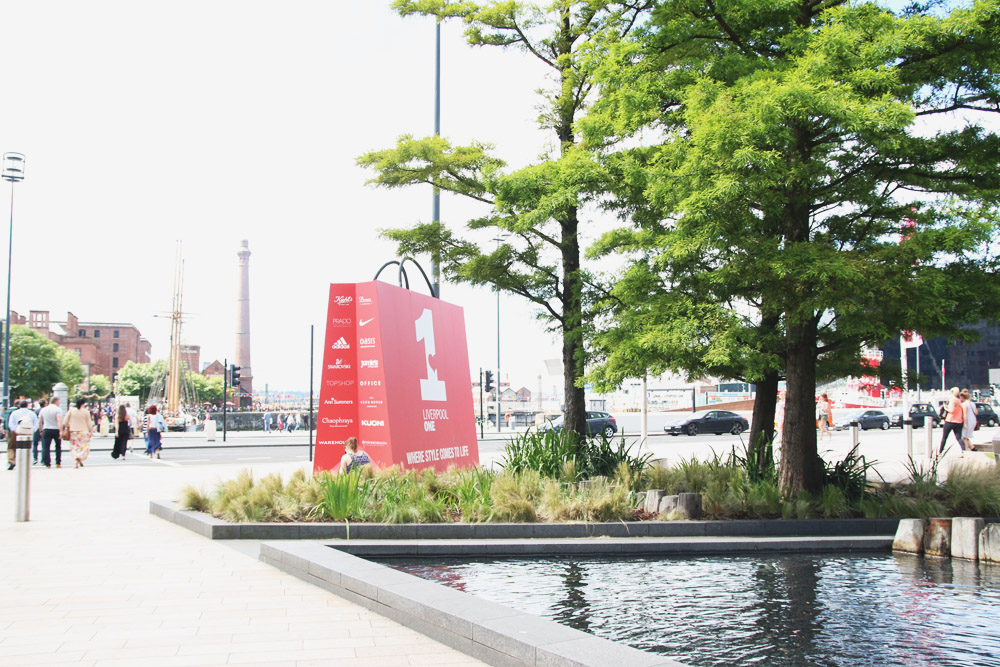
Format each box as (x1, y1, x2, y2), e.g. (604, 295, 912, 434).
(7, 325, 63, 400)
(586, 0, 1000, 494)
(56, 346, 85, 394)
(358, 1, 651, 436)
(114, 360, 166, 405)
(88, 374, 112, 399)
(189, 373, 224, 405)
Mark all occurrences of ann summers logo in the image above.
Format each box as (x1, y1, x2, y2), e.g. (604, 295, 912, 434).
(361, 419, 385, 427)
(333, 295, 353, 306)
(359, 337, 376, 348)
(331, 337, 350, 350)
(323, 398, 354, 406)
(360, 359, 379, 369)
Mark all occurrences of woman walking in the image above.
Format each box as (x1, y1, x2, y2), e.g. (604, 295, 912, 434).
(66, 398, 94, 468)
(816, 393, 833, 441)
(939, 387, 965, 455)
(144, 405, 167, 458)
(111, 404, 130, 460)
(961, 389, 978, 456)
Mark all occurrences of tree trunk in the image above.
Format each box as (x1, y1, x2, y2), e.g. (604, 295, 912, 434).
(561, 204, 587, 436)
(748, 370, 779, 459)
(779, 319, 822, 496)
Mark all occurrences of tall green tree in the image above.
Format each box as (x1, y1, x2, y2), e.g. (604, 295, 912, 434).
(359, 0, 650, 435)
(7, 325, 64, 399)
(56, 347, 86, 394)
(114, 360, 167, 405)
(586, 0, 1000, 494)
(189, 373, 224, 404)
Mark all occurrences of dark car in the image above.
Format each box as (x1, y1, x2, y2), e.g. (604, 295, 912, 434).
(908, 402, 943, 428)
(887, 410, 904, 429)
(541, 411, 618, 438)
(833, 409, 890, 431)
(664, 410, 749, 436)
(975, 402, 999, 427)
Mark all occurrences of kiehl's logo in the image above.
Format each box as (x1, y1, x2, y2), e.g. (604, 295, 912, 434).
(333, 295, 353, 306)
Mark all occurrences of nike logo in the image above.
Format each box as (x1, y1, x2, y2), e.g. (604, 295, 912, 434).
(359, 318, 375, 327)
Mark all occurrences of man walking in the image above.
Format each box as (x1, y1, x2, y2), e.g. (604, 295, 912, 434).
(32, 400, 47, 464)
(7, 400, 39, 470)
(263, 411, 272, 433)
(39, 397, 64, 468)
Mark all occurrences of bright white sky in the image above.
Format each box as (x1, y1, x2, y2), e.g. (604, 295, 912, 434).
(0, 1, 575, 395)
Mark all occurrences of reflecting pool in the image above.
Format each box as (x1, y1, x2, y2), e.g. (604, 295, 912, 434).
(385, 553, 1000, 666)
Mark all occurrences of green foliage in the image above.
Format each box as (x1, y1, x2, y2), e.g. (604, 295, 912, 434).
(189, 372, 224, 404)
(179, 484, 211, 513)
(316, 471, 370, 521)
(8, 325, 64, 399)
(56, 347, 85, 393)
(500, 428, 651, 481)
(822, 445, 878, 504)
(87, 374, 112, 398)
(114, 360, 167, 404)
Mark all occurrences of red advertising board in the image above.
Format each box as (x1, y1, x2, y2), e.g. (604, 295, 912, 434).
(314, 281, 479, 473)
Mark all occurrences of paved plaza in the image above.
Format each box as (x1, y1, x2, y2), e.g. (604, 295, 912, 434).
(0, 459, 484, 667)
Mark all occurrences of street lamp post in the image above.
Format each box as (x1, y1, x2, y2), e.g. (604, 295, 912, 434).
(492, 234, 509, 432)
(2, 153, 25, 412)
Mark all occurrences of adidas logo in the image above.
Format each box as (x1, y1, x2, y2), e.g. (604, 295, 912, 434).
(331, 337, 350, 350)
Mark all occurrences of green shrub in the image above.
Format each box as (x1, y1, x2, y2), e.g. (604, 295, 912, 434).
(941, 463, 1000, 516)
(490, 472, 539, 522)
(819, 485, 849, 518)
(179, 484, 212, 513)
(500, 428, 650, 481)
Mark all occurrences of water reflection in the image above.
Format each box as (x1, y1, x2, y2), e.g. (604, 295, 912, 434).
(387, 553, 1000, 667)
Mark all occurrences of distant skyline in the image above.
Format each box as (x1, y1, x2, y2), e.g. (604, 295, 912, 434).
(0, 1, 574, 393)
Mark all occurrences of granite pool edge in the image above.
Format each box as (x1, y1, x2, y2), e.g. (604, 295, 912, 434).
(150, 499, 899, 540)
(259, 540, 687, 667)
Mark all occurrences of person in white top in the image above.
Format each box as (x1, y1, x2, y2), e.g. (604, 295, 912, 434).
(7, 400, 39, 470)
(960, 389, 978, 456)
(39, 397, 64, 468)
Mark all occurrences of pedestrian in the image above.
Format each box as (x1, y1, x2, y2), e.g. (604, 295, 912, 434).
(32, 399, 47, 464)
(66, 398, 95, 468)
(111, 404, 131, 460)
(338, 437, 370, 474)
(960, 389, 978, 456)
(939, 387, 965, 455)
(816, 393, 832, 441)
(263, 410, 272, 433)
(144, 405, 167, 458)
(39, 397, 64, 468)
(7, 400, 39, 470)
(287, 411, 296, 433)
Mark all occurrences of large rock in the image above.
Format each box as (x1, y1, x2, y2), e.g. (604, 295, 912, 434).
(923, 518, 952, 557)
(657, 495, 678, 515)
(980, 524, 1000, 563)
(951, 518, 985, 560)
(643, 490, 664, 514)
(677, 492, 703, 519)
(892, 519, 926, 554)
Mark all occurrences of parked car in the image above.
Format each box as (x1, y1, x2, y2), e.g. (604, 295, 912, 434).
(540, 411, 618, 438)
(908, 402, 943, 429)
(833, 409, 890, 431)
(664, 410, 749, 436)
(887, 410, 904, 429)
(975, 402, 999, 427)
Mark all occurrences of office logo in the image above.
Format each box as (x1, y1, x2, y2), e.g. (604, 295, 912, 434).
(331, 337, 350, 350)
(359, 380, 382, 387)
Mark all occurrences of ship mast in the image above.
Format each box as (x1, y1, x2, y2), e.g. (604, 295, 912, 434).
(166, 243, 184, 415)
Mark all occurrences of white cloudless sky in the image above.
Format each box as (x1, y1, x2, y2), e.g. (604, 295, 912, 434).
(0, 0, 582, 395)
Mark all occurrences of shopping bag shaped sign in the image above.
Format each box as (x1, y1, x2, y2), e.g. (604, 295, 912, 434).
(314, 281, 479, 473)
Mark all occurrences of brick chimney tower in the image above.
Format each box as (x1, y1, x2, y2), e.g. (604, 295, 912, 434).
(235, 239, 253, 405)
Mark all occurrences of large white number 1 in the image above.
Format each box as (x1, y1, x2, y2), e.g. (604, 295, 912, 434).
(415, 309, 447, 401)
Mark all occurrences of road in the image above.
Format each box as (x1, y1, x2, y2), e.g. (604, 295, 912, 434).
(51, 412, 998, 482)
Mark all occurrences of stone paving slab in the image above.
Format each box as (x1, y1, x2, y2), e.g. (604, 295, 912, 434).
(0, 460, 483, 667)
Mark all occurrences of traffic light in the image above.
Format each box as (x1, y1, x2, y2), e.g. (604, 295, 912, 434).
(993, 384, 997, 398)
(230, 364, 241, 387)
(484, 370, 494, 394)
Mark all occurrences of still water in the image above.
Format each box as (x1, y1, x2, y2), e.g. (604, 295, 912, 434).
(386, 553, 1000, 667)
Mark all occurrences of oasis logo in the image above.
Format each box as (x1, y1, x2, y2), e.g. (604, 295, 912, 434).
(327, 359, 350, 370)
(323, 398, 354, 406)
(331, 337, 350, 350)
(330, 318, 352, 327)
(333, 295, 353, 306)
(325, 379, 355, 387)
(322, 417, 353, 427)
(359, 337, 376, 348)
(360, 359, 379, 369)
(359, 296, 373, 305)
(360, 419, 385, 427)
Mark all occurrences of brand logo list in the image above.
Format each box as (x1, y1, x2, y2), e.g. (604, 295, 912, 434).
(360, 359, 379, 369)
(359, 337, 376, 348)
(322, 417, 354, 428)
(361, 419, 385, 427)
(359, 380, 382, 387)
(331, 337, 350, 350)
(334, 295, 353, 306)
(327, 359, 350, 370)
(325, 379, 355, 387)
(323, 398, 354, 406)
(330, 317, 352, 327)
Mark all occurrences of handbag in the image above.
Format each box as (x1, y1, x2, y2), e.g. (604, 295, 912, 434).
(60, 424, 70, 440)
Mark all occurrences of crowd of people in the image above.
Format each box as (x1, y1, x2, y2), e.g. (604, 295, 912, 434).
(4, 398, 169, 470)
(262, 410, 303, 433)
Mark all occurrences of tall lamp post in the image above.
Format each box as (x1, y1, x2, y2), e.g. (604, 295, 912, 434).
(492, 234, 510, 432)
(2, 153, 25, 411)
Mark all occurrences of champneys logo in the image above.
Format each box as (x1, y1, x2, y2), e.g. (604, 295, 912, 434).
(333, 295, 353, 306)
(331, 337, 350, 350)
(360, 359, 379, 369)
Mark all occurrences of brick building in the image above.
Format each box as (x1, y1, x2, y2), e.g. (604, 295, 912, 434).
(15, 310, 152, 382)
(181, 344, 201, 374)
